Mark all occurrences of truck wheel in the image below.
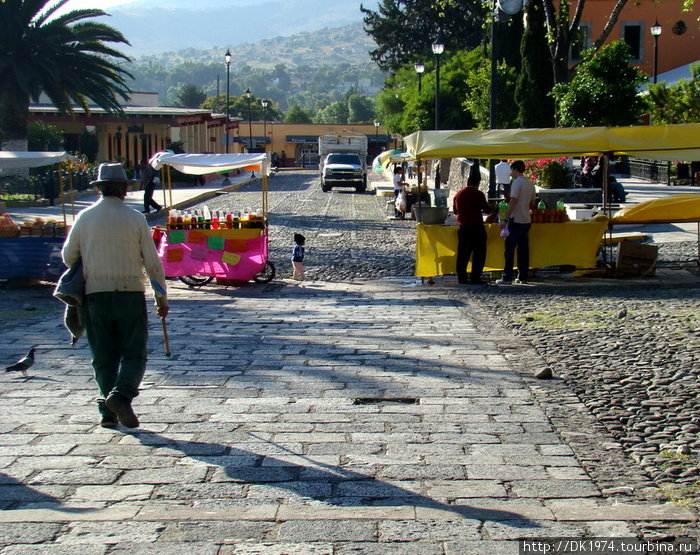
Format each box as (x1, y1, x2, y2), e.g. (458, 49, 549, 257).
(322, 183, 331, 192)
(355, 184, 366, 193)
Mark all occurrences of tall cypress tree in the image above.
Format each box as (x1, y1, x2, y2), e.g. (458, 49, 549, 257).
(516, 0, 556, 128)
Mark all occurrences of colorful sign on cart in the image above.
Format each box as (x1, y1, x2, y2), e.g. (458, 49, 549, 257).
(159, 228, 267, 279)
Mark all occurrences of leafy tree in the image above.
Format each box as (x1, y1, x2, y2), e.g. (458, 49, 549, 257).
(0, 0, 132, 149)
(463, 58, 519, 130)
(317, 101, 350, 125)
(175, 83, 207, 108)
(27, 121, 64, 151)
(516, 0, 555, 127)
(361, 0, 487, 72)
(647, 63, 700, 124)
(348, 94, 376, 123)
(552, 41, 647, 127)
(284, 104, 313, 124)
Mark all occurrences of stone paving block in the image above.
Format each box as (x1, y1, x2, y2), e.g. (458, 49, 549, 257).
(0, 506, 140, 523)
(220, 543, 334, 555)
(378, 518, 481, 542)
(483, 519, 590, 540)
(548, 501, 698, 521)
(377, 465, 466, 481)
(71, 485, 155, 502)
(509, 480, 601, 499)
(28, 468, 121, 485)
(335, 542, 444, 554)
(1, 544, 108, 554)
(54, 521, 168, 544)
(0, 485, 70, 505)
(444, 540, 521, 554)
(276, 505, 415, 520)
(119, 466, 209, 485)
(209, 466, 299, 484)
(423, 480, 507, 500)
(0, 522, 63, 545)
(109, 542, 217, 554)
(277, 519, 378, 542)
(135, 504, 278, 521)
(465, 465, 547, 480)
(416, 501, 555, 521)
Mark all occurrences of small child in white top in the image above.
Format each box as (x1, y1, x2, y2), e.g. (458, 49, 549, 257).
(291, 233, 306, 280)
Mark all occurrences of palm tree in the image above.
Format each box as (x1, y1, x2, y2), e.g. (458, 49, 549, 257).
(0, 0, 133, 150)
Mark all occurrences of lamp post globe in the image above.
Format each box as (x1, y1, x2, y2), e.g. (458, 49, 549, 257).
(261, 100, 268, 153)
(414, 62, 425, 93)
(245, 88, 255, 177)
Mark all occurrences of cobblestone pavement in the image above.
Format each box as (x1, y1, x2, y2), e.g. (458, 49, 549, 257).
(0, 171, 698, 552)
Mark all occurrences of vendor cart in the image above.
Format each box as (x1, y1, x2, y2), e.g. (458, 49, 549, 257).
(149, 153, 275, 285)
(0, 151, 79, 282)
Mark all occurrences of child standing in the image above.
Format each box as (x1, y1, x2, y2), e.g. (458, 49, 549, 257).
(291, 233, 306, 280)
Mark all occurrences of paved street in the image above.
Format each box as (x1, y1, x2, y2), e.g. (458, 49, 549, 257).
(1, 171, 698, 552)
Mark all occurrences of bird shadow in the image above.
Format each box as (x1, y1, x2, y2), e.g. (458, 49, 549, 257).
(131, 430, 539, 526)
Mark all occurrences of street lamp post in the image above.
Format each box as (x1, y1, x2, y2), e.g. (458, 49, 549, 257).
(245, 88, 255, 177)
(414, 62, 425, 93)
(650, 20, 662, 84)
(431, 42, 444, 131)
(261, 100, 268, 152)
(224, 49, 231, 154)
(374, 120, 380, 152)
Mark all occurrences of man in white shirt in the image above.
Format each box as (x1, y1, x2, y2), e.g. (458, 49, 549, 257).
(495, 159, 511, 200)
(62, 163, 168, 428)
(496, 160, 536, 285)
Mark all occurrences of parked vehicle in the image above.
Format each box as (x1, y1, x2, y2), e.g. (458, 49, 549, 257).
(319, 132, 368, 193)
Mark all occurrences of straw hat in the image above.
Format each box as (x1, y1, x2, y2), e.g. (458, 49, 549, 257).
(91, 163, 129, 185)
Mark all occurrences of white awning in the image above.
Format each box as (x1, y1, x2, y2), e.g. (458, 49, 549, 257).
(149, 152, 270, 176)
(0, 151, 79, 169)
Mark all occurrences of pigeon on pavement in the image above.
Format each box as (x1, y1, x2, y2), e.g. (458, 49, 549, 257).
(6, 347, 36, 376)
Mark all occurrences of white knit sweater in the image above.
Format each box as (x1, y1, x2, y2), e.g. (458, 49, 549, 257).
(62, 196, 167, 299)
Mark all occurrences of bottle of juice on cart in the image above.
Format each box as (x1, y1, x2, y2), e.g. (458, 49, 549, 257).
(203, 205, 212, 229)
(498, 200, 508, 223)
(212, 210, 220, 230)
(168, 210, 177, 229)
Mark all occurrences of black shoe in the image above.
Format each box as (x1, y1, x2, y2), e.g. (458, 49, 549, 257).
(104, 393, 139, 428)
(100, 414, 118, 428)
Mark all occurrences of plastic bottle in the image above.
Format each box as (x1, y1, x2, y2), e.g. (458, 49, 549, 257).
(498, 200, 508, 223)
(225, 213, 233, 229)
(212, 210, 220, 230)
(537, 199, 546, 210)
(203, 205, 211, 229)
(556, 200, 565, 211)
(168, 210, 177, 229)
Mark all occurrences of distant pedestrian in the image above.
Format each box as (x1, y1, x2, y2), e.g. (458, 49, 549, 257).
(62, 163, 169, 428)
(393, 166, 406, 219)
(453, 174, 492, 285)
(495, 159, 511, 200)
(496, 160, 536, 285)
(291, 233, 306, 280)
(140, 159, 162, 213)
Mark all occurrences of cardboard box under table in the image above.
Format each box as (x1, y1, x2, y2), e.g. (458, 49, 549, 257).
(415, 220, 608, 277)
(159, 227, 267, 280)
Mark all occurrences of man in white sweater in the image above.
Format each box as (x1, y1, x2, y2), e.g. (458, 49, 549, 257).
(62, 163, 169, 428)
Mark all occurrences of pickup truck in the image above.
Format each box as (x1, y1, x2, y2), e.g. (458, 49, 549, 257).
(320, 152, 367, 193)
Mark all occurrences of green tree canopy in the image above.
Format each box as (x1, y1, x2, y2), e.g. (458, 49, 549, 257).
(361, 0, 487, 72)
(0, 0, 132, 148)
(284, 104, 313, 124)
(647, 63, 700, 124)
(552, 41, 647, 127)
(27, 121, 64, 151)
(175, 83, 207, 108)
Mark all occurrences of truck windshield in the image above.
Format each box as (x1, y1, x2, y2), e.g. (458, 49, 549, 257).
(326, 154, 361, 164)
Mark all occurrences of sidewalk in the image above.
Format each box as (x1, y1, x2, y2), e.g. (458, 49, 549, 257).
(0, 278, 696, 551)
(5, 172, 256, 226)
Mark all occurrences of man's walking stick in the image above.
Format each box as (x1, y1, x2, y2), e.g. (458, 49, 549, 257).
(161, 317, 171, 357)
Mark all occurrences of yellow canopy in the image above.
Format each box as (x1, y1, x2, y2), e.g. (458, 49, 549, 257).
(404, 124, 700, 162)
(612, 193, 700, 224)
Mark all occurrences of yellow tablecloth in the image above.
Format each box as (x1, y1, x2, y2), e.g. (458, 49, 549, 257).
(415, 221, 608, 277)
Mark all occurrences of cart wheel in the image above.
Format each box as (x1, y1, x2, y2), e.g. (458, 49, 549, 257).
(253, 261, 276, 284)
(178, 275, 214, 287)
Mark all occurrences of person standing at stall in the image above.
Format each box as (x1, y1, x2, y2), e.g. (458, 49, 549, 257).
(495, 159, 512, 200)
(496, 160, 536, 285)
(453, 174, 492, 285)
(392, 166, 406, 219)
(140, 159, 162, 214)
(62, 163, 169, 428)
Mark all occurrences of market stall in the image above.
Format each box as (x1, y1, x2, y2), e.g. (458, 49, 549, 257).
(0, 152, 79, 281)
(150, 153, 275, 283)
(404, 124, 700, 276)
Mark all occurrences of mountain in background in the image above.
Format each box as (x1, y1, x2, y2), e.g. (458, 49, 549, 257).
(107, 0, 379, 57)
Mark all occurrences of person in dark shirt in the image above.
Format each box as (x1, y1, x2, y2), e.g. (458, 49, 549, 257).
(453, 175, 492, 285)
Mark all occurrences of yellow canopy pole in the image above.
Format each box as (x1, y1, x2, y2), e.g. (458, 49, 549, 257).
(57, 164, 67, 227)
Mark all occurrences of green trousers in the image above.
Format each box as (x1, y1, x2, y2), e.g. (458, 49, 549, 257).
(84, 292, 148, 405)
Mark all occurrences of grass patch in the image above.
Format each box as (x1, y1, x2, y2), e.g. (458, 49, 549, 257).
(660, 483, 700, 509)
